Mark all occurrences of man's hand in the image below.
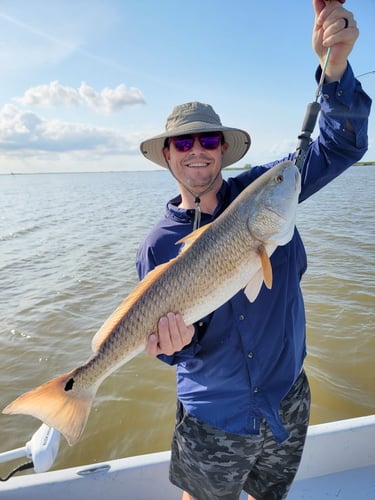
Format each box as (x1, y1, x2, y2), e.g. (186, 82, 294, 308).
(312, 0, 359, 82)
(146, 312, 195, 357)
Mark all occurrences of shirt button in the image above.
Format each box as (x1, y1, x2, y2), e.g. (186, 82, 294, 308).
(248, 352, 254, 359)
(239, 314, 245, 321)
(253, 387, 259, 393)
(337, 89, 343, 97)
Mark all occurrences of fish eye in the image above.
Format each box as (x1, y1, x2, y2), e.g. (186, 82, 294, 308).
(275, 175, 284, 184)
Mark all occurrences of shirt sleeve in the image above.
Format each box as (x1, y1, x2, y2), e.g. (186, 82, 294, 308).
(135, 241, 157, 280)
(299, 62, 372, 202)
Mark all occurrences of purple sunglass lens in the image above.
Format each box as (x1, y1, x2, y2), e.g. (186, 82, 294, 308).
(199, 135, 221, 149)
(171, 133, 221, 152)
(173, 137, 195, 151)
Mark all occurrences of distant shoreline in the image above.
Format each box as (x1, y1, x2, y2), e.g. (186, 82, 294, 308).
(225, 161, 375, 171)
(1, 161, 374, 175)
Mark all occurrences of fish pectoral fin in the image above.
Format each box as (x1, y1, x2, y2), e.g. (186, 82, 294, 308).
(3, 369, 95, 446)
(243, 245, 273, 303)
(176, 223, 212, 254)
(244, 269, 264, 303)
(258, 244, 273, 289)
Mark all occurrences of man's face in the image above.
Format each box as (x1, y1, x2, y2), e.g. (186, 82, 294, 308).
(163, 132, 228, 194)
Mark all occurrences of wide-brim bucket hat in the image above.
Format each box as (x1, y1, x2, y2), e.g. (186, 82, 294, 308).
(140, 101, 251, 168)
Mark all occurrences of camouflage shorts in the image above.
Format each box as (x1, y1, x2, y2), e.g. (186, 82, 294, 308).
(169, 370, 310, 500)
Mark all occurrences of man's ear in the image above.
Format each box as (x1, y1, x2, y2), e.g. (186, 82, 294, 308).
(163, 147, 171, 164)
(221, 143, 229, 155)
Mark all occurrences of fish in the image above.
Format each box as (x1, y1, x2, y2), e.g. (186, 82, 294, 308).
(3, 160, 301, 446)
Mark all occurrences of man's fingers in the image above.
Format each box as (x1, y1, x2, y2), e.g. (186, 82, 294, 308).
(175, 314, 195, 345)
(158, 315, 175, 355)
(146, 313, 194, 357)
(145, 333, 159, 357)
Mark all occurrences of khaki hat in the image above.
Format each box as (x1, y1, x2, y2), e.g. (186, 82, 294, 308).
(140, 101, 251, 168)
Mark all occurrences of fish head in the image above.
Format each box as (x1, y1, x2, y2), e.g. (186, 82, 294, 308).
(241, 160, 301, 246)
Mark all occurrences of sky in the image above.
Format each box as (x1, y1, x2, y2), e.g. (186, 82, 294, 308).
(0, 0, 374, 174)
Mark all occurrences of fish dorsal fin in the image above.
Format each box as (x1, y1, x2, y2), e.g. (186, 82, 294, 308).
(244, 245, 273, 303)
(258, 244, 272, 289)
(91, 259, 176, 352)
(176, 223, 212, 254)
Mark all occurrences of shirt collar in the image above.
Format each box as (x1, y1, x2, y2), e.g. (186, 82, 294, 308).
(165, 179, 230, 223)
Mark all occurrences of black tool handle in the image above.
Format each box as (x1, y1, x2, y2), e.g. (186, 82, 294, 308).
(294, 101, 321, 171)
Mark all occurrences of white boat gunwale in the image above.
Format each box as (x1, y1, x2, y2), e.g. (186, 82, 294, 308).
(1, 414, 374, 499)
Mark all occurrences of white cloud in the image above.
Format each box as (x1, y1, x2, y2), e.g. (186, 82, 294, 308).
(0, 104, 141, 156)
(15, 81, 145, 113)
(79, 82, 145, 112)
(16, 81, 80, 107)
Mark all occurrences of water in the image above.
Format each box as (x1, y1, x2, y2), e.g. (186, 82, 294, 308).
(0, 167, 374, 474)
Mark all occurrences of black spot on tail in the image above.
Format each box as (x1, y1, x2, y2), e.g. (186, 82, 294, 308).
(64, 378, 75, 391)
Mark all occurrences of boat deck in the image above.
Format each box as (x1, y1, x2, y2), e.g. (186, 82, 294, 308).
(1, 415, 374, 499)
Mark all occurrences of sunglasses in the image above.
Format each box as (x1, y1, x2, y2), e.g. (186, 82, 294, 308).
(169, 132, 223, 152)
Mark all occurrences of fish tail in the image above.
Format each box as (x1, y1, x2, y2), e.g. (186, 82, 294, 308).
(3, 368, 96, 446)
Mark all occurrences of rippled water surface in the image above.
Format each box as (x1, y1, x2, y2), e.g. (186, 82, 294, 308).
(0, 167, 373, 473)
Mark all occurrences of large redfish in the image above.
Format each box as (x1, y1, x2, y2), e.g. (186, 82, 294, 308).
(3, 161, 301, 445)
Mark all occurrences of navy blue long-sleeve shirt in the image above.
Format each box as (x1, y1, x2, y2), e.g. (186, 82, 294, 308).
(136, 64, 371, 442)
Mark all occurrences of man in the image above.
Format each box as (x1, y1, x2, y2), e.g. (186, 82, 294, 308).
(136, 1, 371, 499)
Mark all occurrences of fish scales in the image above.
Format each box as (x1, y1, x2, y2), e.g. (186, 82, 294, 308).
(3, 161, 301, 445)
(90, 216, 252, 377)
